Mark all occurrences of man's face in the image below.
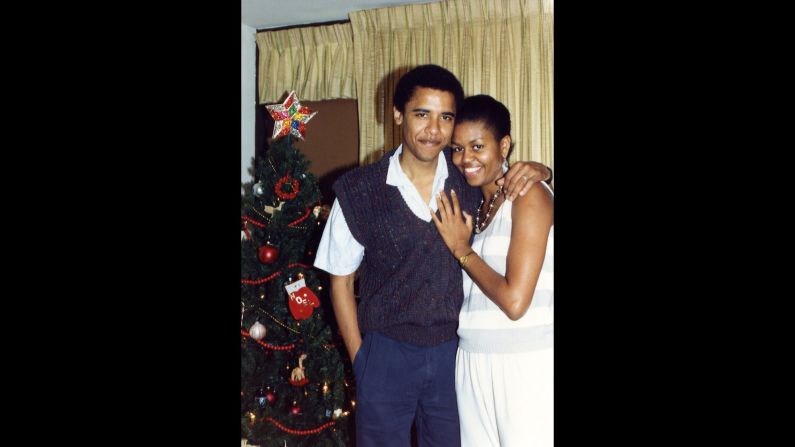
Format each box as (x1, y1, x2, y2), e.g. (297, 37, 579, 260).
(393, 87, 456, 163)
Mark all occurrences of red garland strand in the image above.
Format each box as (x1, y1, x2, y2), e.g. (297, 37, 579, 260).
(288, 208, 312, 227)
(275, 175, 300, 200)
(240, 329, 295, 350)
(241, 270, 281, 285)
(241, 216, 265, 241)
(242, 216, 267, 228)
(288, 263, 312, 269)
(240, 264, 313, 285)
(264, 417, 336, 435)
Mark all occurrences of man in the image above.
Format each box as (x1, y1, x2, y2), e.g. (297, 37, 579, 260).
(314, 65, 550, 447)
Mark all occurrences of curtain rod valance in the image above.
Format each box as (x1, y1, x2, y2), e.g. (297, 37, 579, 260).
(256, 22, 356, 103)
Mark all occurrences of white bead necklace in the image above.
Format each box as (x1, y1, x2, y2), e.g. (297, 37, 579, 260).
(474, 186, 504, 234)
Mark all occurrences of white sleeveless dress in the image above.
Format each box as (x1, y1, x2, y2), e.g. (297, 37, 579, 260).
(456, 182, 553, 447)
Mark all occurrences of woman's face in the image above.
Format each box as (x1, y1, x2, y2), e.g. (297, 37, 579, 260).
(451, 120, 510, 188)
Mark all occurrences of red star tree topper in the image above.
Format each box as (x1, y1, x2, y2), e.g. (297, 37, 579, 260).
(266, 91, 317, 140)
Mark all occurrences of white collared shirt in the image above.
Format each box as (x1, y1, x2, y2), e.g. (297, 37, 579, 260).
(313, 145, 449, 275)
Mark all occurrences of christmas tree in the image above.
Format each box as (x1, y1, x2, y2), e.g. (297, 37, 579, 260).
(241, 92, 353, 447)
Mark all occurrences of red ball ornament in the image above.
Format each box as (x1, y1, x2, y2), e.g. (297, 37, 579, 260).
(266, 391, 276, 403)
(258, 244, 279, 264)
(291, 405, 301, 415)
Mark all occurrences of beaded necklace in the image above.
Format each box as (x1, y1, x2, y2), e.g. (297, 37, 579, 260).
(474, 185, 504, 234)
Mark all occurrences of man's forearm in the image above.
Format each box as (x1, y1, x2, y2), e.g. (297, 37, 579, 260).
(330, 273, 362, 362)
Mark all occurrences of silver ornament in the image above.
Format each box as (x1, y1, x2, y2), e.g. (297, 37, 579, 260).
(253, 182, 265, 197)
(249, 321, 266, 340)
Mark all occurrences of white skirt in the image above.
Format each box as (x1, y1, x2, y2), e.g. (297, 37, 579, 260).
(455, 347, 553, 447)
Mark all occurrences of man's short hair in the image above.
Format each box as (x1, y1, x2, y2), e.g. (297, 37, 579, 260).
(393, 64, 465, 114)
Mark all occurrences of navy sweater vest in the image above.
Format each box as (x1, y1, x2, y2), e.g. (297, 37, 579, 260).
(333, 147, 480, 346)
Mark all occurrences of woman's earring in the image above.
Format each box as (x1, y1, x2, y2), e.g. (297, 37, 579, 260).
(502, 158, 509, 173)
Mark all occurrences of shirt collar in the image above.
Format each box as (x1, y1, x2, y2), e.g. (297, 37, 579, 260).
(386, 144, 449, 187)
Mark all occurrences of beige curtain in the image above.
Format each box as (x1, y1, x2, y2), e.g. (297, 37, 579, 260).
(350, 0, 553, 168)
(256, 22, 356, 103)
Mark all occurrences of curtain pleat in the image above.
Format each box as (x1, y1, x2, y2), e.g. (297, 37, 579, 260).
(351, 0, 553, 168)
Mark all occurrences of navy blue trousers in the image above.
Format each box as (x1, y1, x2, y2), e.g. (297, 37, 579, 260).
(353, 331, 460, 447)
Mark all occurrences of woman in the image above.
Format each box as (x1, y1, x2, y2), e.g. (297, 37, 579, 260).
(430, 95, 553, 447)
